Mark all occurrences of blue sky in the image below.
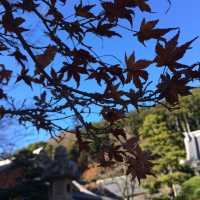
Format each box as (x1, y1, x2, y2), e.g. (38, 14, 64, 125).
(2, 0, 200, 150)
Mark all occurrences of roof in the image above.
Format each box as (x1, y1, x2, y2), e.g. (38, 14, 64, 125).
(0, 159, 12, 172)
(0, 159, 12, 167)
(87, 176, 146, 198)
(72, 192, 102, 200)
(184, 130, 200, 137)
(33, 147, 43, 154)
(72, 180, 121, 200)
(72, 191, 119, 200)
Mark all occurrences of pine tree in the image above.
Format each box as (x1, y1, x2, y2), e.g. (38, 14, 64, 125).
(139, 114, 190, 199)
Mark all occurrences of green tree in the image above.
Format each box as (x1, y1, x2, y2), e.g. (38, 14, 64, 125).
(176, 88, 200, 131)
(125, 106, 170, 136)
(140, 114, 190, 199)
(176, 176, 200, 200)
(126, 88, 200, 137)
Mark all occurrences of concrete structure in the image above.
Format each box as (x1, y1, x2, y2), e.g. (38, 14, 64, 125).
(87, 176, 148, 200)
(183, 130, 200, 172)
(184, 130, 200, 161)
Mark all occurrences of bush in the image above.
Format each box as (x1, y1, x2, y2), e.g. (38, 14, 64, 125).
(176, 176, 200, 200)
(152, 195, 170, 200)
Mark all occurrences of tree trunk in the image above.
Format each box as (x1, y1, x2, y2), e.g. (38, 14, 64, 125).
(168, 182, 176, 200)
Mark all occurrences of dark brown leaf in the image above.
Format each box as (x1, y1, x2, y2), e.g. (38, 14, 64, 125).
(102, 2, 134, 25)
(10, 50, 27, 61)
(138, 0, 151, 12)
(16, 0, 39, 12)
(0, 65, 12, 84)
(75, 3, 95, 18)
(0, 42, 8, 51)
(125, 53, 151, 87)
(136, 19, 176, 44)
(88, 23, 122, 38)
(155, 32, 198, 71)
(101, 108, 125, 124)
(35, 45, 57, 69)
(157, 73, 192, 104)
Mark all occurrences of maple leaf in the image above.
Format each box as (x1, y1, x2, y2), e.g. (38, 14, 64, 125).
(46, 7, 64, 23)
(183, 67, 200, 80)
(110, 128, 127, 140)
(16, 67, 33, 88)
(102, 2, 134, 25)
(34, 92, 47, 107)
(50, 68, 64, 84)
(155, 31, 198, 71)
(123, 137, 138, 152)
(88, 23, 121, 38)
(114, 0, 136, 7)
(107, 65, 125, 84)
(125, 53, 152, 88)
(60, 62, 87, 87)
(75, 3, 96, 18)
(16, 0, 39, 12)
(122, 137, 153, 181)
(0, 65, 12, 84)
(104, 82, 124, 102)
(135, 19, 176, 45)
(113, 152, 124, 162)
(101, 108, 125, 124)
(137, 0, 151, 12)
(2, 12, 13, 32)
(0, 106, 5, 119)
(64, 21, 84, 42)
(11, 17, 25, 26)
(126, 89, 141, 108)
(87, 70, 103, 85)
(157, 73, 192, 104)
(102, 144, 125, 163)
(126, 150, 153, 182)
(50, 0, 56, 7)
(0, 42, 8, 51)
(115, 0, 151, 12)
(71, 49, 96, 66)
(2, 10, 28, 33)
(10, 50, 27, 62)
(87, 66, 115, 86)
(2, 13, 28, 33)
(0, 89, 6, 99)
(35, 45, 57, 70)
